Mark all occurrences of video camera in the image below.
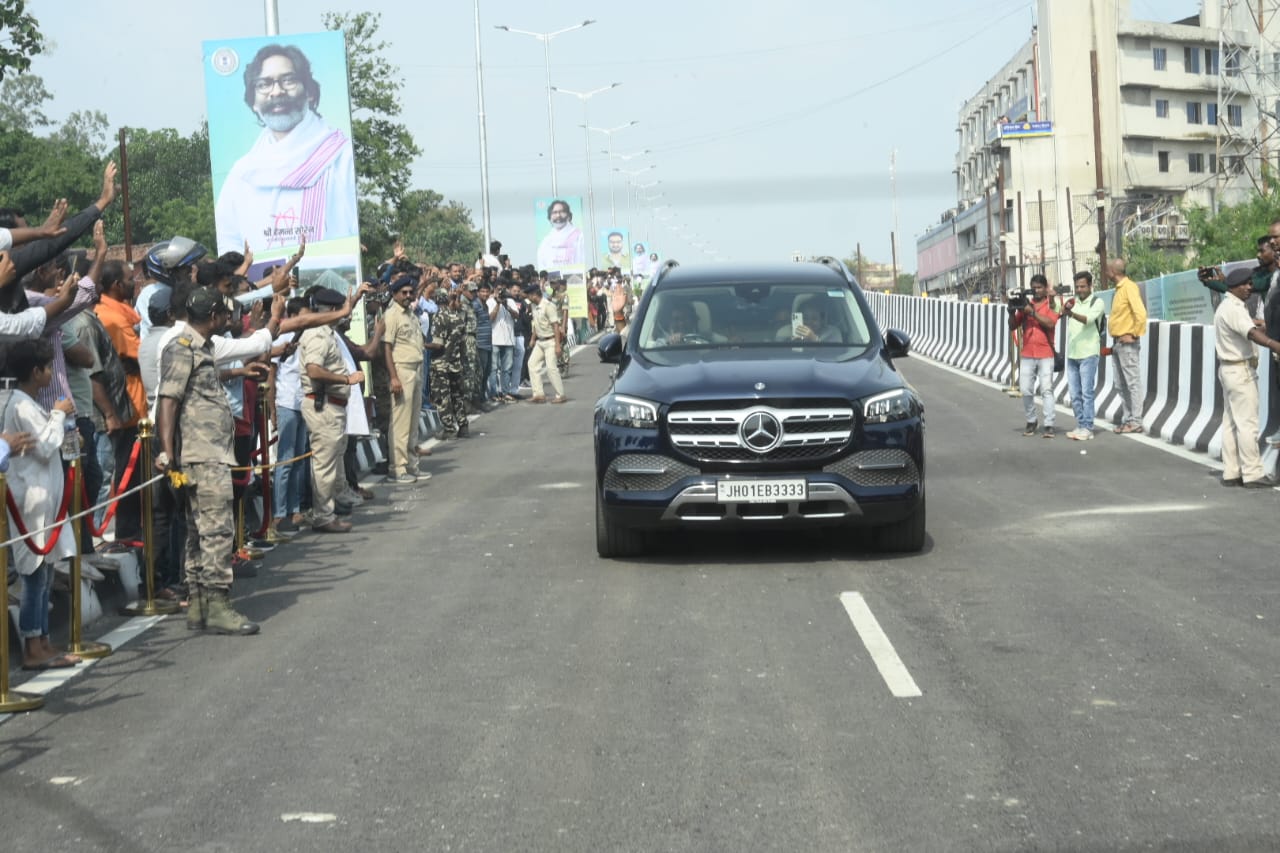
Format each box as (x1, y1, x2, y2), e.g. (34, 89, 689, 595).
(1006, 287, 1033, 309)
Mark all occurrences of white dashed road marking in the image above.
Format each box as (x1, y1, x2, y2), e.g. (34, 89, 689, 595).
(281, 812, 338, 824)
(839, 591, 922, 698)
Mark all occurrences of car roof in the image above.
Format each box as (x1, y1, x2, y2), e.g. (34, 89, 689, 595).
(653, 261, 856, 290)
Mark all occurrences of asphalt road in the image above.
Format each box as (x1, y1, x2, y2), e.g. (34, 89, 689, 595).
(2, 353, 1279, 852)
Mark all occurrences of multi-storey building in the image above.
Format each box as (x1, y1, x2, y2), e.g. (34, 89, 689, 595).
(918, 0, 1280, 298)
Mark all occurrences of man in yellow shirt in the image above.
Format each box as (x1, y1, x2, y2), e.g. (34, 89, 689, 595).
(1106, 258, 1148, 434)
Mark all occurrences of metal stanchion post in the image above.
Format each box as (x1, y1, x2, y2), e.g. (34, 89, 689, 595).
(67, 459, 110, 659)
(0, 474, 44, 713)
(121, 420, 178, 617)
(255, 390, 279, 545)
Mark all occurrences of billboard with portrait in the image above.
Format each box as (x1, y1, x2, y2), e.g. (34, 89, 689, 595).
(533, 196, 586, 275)
(600, 227, 631, 273)
(203, 31, 361, 286)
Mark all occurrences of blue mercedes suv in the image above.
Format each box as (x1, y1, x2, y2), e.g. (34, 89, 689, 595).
(593, 257, 925, 558)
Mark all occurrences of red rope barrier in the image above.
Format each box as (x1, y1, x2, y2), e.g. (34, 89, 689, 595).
(81, 438, 142, 537)
(6, 467, 74, 555)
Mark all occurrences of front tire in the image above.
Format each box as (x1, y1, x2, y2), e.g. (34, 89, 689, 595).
(873, 494, 926, 553)
(596, 489, 646, 558)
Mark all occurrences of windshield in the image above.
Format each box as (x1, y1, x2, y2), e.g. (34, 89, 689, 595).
(635, 281, 873, 362)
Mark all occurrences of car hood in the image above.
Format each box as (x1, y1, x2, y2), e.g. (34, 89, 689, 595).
(612, 351, 904, 406)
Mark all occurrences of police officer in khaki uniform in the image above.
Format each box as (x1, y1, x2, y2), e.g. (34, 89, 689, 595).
(526, 283, 567, 403)
(383, 275, 426, 484)
(1215, 267, 1280, 487)
(300, 288, 364, 532)
(156, 287, 278, 635)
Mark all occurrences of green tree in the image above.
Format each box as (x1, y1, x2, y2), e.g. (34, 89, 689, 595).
(0, 1, 44, 81)
(393, 189, 482, 266)
(1118, 236, 1187, 281)
(0, 123, 100, 222)
(52, 110, 111, 160)
(0, 70, 50, 131)
(1185, 187, 1280, 267)
(102, 125, 215, 249)
(895, 272, 916, 295)
(322, 11, 421, 207)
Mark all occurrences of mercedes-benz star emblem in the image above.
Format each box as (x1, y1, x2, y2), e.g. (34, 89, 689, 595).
(754, 382, 766, 391)
(740, 411, 782, 454)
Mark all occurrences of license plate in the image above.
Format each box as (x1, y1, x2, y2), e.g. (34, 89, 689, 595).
(716, 478, 807, 503)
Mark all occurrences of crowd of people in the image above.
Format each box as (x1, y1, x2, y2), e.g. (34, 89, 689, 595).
(0, 172, 637, 662)
(1010, 236, 1280, 489)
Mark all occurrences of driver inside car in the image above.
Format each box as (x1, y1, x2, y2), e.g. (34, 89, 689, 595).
(654, 303, 700, 346)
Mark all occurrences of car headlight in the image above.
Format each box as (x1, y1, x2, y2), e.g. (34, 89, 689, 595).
(600, 394, 660, 429)
(862, 389, 918, 424)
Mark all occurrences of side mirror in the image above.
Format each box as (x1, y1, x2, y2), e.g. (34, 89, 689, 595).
(884, 328, 910, 359)
(598, 332, 623, 364)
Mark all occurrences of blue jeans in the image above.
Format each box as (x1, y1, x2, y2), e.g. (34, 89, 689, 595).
(93, 430, 114, 528)
(492, 345, 514, 396)
(19, 562, 52, 639)
(272, 406, 309, 520)
(1066, 355, 1098, 431)
(1019, 356, 1055, 427)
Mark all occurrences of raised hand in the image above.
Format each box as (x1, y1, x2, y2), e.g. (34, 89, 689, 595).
(40, 199, 68, 238)
(97, 161, 119, 210)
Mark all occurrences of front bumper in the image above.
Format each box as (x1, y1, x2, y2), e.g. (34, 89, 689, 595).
(597, 453, 922, 531)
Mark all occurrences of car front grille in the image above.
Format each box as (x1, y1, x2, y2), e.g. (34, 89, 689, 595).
(666, 402, 854, 464)
(604, 454, 699, 492)
(823, 449, 920, 487)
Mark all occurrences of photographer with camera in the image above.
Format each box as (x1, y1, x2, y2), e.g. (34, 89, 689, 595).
(1106, 258, 1148, 434)
(1008, 274, 1061, 437)
(1059, 271, 1106, 440)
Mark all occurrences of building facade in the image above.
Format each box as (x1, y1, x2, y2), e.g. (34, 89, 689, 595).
(919, 0, 1280, 299)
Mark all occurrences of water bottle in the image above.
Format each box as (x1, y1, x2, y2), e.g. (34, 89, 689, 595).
(60, 414, 80, 462)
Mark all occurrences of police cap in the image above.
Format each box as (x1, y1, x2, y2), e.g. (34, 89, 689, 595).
(311, 287, 346, 308)
(186, 287, 231, 319)
(1225, 267, 1255, 290)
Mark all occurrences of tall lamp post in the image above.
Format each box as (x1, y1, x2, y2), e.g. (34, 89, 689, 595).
(552, 84, 621, 267)
(585, 121, 638, 225)
(617, 167, 656, 228)
(473, 0, 492, 247)
(494, 19, 596, 195)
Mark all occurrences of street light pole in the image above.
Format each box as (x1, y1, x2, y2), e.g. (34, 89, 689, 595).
(265, 0, 279, 35)
(616, 167, 655, 229)
(585, 121, 638, 225)
(552, 84, 621, 268)
(473, 0, 492, 248)
(494, 19, 596, 195)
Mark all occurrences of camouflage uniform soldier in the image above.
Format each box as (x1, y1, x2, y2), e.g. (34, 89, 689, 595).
(462, 280, 480, 408)
(551, 279, 571, 378)
(156, 288, 263, 636)
(430, 287, 470, 438)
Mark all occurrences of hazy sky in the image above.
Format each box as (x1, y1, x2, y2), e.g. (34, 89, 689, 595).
(25, 0, 1196, 271)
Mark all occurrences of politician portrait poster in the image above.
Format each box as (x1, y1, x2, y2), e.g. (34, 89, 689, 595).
(203, 31, 360, 278)
(533, 196, 586, 275)
(600, 227, 631, 273)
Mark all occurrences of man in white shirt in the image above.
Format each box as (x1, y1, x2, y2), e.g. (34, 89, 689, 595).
(1215, 266, 1280, 488)
(487, 280, 516, 400)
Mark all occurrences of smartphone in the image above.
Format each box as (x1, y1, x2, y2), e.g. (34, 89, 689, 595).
(792, 312, 804, 336)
